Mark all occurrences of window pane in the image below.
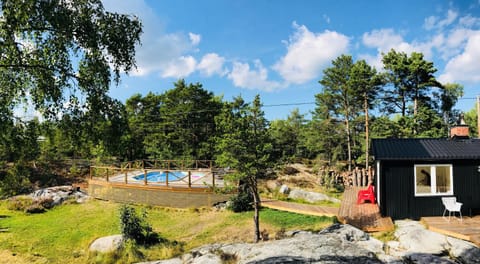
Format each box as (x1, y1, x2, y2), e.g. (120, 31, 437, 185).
(416, 166, 431, 194)
(435, 166, 451, 193)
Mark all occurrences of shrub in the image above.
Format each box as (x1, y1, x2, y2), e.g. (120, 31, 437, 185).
(119, 205, 160, 246)
(7, 196, 55, 214)
(37, 197, 55, 209)
(0, 163, 32, 197)
(7, 196, 34, 211)
(25, 203, 46, 214)
(227, 187, 253, 212)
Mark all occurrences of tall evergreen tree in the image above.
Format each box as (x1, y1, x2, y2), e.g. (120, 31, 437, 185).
(215, 95, 272, 243)
(349, 60, 383, 170)
(318, 55, 357, 171)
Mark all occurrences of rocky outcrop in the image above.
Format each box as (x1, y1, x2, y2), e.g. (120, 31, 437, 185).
(139, 222, 480, 264)
(31, 185, 89, 206)
(288, 188, 341, 203)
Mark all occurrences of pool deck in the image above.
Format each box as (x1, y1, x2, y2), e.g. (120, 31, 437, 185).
(104, 169, 224, 188)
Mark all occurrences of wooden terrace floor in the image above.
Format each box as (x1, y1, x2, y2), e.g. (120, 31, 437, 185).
(261, 199, 338, 217)
(338, 186, 394, 232)
(421, 216, 480, 246)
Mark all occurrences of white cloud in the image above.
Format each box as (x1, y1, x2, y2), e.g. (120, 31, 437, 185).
(362, 29, 413, 53)
(361, 28, 438, 69)
(102, 0, 200, 77)
(358, 53, 384, 71)
(228, 60, 283, 91)
(439, 31, 480, 83)
(161, 56, 197, 78)
(189, 32, 201, 46)
(197, 53, 226, 77)
(273, 22, 349, 84)
(424, 16, 437, 31)
(459, 15, 480, 27)
(423, 9, 458, 30)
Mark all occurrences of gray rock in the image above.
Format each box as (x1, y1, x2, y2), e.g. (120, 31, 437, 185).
(319, 223, 370, 242)
(148, 225, 381, 264)
(265, 180, 281, 191)
(140, 222, 480, 264)
(395, 220, 449, 255)
(279, 184, 289, 194)
(30, 185, 89, 207)
(288, 189, 341, 203)
(404, 253, 456, 264)
(446, 236, 480, 264)
(136, 259, 182, 264)
(89, 234, 124, 253)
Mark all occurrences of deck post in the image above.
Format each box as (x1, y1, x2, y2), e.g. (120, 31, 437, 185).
(106, 168, 109, 182)
(124, 170, 128, 184)
(188, 171, 191, 188)
(212, 171, 215, 188)
(166, 171, 169, 187)
(144, 170, 147, 185)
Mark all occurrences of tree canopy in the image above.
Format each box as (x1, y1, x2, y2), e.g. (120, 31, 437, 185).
(0, 0, 142, 118)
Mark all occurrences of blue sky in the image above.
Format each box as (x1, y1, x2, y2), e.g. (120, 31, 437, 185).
(102, 0, 480, 120)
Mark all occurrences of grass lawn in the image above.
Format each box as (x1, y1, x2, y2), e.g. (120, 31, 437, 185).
(0, 199, 336, 263)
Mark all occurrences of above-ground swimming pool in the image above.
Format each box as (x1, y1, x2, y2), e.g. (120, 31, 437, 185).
(134, 171, 187, 182)
(133, 171, 207, 183)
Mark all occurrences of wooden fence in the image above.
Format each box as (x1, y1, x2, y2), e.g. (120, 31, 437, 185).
(90, 161, 226, 190)
(345, 167, 375, 187)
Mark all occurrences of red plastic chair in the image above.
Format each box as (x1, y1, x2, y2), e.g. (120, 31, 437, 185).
(357, 185, 376, 204)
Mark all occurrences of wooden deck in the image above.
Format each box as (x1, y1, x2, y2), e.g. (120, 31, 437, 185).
(261, 199, 338, 217)
(421, 216, 480, 246)
(338, 186, 394, 232)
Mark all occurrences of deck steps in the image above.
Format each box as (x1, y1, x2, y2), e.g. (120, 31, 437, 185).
(338, 186, 394, 232)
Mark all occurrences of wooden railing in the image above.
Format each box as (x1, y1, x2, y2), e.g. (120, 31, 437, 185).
(89, 164, 226, 189)
(120, 159, 215, 171)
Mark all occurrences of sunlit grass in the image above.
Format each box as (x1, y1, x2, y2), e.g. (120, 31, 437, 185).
(0, 200, 336, 263)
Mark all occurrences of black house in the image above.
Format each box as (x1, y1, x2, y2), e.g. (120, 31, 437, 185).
(371, 127, 480, 220)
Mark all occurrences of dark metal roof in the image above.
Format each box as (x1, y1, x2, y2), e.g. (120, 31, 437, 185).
(371, 138, 480, 161)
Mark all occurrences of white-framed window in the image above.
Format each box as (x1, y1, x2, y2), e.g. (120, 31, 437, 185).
(414, 164, 453, 196)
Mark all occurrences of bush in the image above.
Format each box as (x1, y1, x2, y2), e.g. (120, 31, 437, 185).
(7, 196, 34, 211)
(25, 203, 46, 214)
(37, 197, 55, 209)
(7, 196, 54, 214)
(227, 184, 253, 212)
(119, 205, 160, 246)
(0, 163, 32, 197)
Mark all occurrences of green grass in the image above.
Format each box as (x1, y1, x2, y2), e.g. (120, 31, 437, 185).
(0, 200, 336, 263)
(277, 197, 341, 208)
(0, 200, 120, 263)
(260, 208, 336, 230)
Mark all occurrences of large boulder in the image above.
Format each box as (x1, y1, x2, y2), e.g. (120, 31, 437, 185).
(394, 220, 449, 255)
(89, 235, 124, 253)
(446, 236, 480, 263)
(31, 185, 89, 206)
(138, 222, 480, 264)
(139, 225, 382, 264)
(278, 184, 289, 194)
(288, 189, 341, 203)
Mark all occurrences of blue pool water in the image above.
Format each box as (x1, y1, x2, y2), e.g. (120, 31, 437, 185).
(134, 171, 187, 182)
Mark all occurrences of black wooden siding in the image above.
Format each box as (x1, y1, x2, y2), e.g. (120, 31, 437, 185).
(379, 160, 480, 220)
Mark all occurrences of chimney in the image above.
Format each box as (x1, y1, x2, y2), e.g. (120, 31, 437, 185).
(450, 113, 469, 139)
